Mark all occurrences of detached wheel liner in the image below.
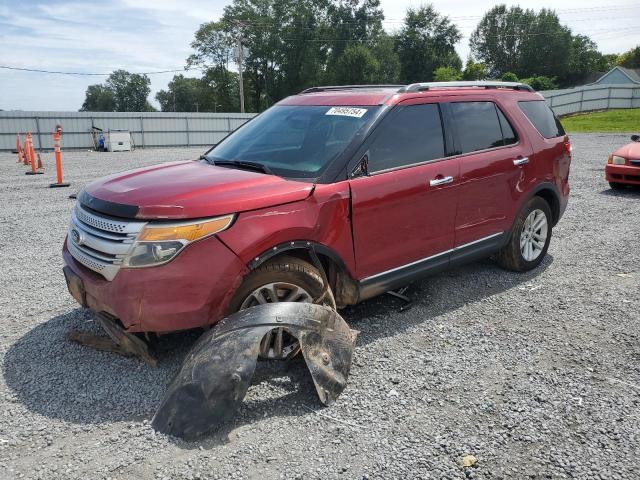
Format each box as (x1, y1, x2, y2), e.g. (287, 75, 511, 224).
(151, 302, 357, 440)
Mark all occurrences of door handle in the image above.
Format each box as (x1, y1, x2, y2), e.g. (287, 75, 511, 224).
(513, 157, 529, 166)
(429, 176, 454, 187)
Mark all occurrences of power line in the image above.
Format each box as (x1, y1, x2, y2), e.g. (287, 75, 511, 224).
(0, 65, 191, 76)
(216, 4, 640, 27)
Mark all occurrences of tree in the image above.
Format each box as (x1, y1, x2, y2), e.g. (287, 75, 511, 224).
(520, 76, 557, 91)
(470, 5, 571, 80)
(200, 67, 240, 112)
(333, 45, 380, 84)
(81, 84, 115, 111)
(433, 66, 461, 81)
(325, 0, 385, 83)
(564, 35, 609, 86)
(189, 0, 331, 111)
(80, 70, 152, 112)
(156, 70, 240, 113)
(500, 72, 519, 82)
(601, 54, 619, 72)
(618, 46, 640, 69)
(370, 32, 401, 83)
(396, 5, 462, 83)
(462, 57, 488, 80)
(156, 75, 201, 112)
(106, 70, 152, 111)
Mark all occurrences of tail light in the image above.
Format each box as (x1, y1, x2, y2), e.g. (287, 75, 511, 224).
(607, 154, 613, 165)
(563, 135, 572, 155)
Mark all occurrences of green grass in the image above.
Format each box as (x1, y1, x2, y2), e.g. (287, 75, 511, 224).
(560, 109, 640, 133)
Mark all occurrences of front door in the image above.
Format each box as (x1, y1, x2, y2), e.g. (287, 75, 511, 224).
(349, 102, 460, 296)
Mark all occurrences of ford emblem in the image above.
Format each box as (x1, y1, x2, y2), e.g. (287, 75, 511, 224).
(71, 229, 83, 245)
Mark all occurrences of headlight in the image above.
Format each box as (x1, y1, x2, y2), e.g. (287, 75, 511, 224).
(610, 155, 626, 165)
(123, 214, 235, 268)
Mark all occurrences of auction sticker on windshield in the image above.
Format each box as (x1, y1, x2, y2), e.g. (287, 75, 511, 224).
(325, 107, 368, 118)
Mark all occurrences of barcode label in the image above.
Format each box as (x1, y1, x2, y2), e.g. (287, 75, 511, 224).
(325, 107, 368, 118)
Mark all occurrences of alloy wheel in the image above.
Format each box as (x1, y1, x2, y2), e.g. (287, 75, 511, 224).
(520, 209, 548, 262)
(240, 282, 314, 359)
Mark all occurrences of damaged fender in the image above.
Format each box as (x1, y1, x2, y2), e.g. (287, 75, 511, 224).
(152, 302, 357, 440)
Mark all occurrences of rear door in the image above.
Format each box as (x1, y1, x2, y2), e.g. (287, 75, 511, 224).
(349, 102, 459, 293)
(444, 100, 533, 254)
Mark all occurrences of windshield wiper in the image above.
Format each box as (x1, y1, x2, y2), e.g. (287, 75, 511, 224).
(210, 159, 274, 175)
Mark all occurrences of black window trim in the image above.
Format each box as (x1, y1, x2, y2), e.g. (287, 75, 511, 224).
(347, 101, 452, 177)
(442, 100, 522, 158)
(495, 104, 519, 147)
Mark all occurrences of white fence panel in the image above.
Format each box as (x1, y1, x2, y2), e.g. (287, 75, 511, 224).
(541, 85, 640, 117)
(0, 111, 257, 151)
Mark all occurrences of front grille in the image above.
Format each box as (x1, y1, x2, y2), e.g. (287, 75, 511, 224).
(67, 204, 146, 281)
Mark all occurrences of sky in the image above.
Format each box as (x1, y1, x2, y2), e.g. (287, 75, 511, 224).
(1, 0, 638, 111)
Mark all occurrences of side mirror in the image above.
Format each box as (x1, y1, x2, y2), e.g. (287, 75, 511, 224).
(631, 135, 640, 142)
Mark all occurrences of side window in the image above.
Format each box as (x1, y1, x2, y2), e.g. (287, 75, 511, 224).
(367, 103, 444, 172)
(496, 107, 518, 145)
(449, 102, 504, 153)
(518, 100, 565, 138)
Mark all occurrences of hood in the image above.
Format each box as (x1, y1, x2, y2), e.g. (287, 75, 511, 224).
(613, 141, 640, 160)
(83, 160, 315, 220)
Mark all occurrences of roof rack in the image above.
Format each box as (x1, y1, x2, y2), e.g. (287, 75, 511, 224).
(301, 85, 405, 94)
(398, 81, 534, 93)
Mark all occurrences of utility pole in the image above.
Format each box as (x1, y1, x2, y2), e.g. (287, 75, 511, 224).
(235, 21, 245, 113)
(194, 102, 199, 113)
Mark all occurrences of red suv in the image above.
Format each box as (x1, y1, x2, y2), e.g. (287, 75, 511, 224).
(63, 82, 571, 352)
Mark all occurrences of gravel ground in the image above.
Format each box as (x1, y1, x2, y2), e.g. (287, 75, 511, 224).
(1, 135, 639, 480)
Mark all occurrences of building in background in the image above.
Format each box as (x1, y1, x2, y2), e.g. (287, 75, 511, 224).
(588, 66, 640, 86)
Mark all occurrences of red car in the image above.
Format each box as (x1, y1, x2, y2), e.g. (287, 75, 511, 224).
(606, 135, 640, 189)
(63, 81, 571, 357)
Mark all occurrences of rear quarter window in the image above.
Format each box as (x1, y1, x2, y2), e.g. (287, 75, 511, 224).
(518, 100, 565, 138)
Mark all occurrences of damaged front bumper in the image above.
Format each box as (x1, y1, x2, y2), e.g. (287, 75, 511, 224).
(152, 302, 357, 440)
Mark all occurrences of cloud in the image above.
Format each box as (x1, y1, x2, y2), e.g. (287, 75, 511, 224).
(1, 0, 638, 110)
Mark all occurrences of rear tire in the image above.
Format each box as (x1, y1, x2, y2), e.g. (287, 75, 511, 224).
(609, 182, 625, 190)
(497, 197, 552, 272)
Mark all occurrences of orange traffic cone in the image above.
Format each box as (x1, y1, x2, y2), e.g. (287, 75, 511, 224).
(23, 134, 32, 167)
(22, 135, 30, 166)
(16, 134, 24, 164)
(25, 133, 42, 175)
(49, 132, 69, 188)
(37, 153, 44, 172)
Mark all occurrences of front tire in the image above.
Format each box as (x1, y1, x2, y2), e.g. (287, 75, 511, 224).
(497, 197, 552, 272)
(609, 182, 625, 190)
(227, 256, 336, 359)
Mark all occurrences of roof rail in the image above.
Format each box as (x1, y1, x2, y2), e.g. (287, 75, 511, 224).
(301, 85, 404, 94)
(398, 81, 534, 93)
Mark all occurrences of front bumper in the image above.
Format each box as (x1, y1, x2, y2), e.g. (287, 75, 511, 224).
(606, 164, 640, 186)
(63, 236, 247, 333)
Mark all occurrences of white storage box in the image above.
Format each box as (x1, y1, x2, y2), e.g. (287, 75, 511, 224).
(107, 130, 132, 152)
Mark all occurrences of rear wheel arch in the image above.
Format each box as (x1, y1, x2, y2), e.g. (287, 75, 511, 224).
(533, 186, 560, 226)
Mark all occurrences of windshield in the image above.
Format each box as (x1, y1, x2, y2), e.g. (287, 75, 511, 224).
(205, 105, 380, 178)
